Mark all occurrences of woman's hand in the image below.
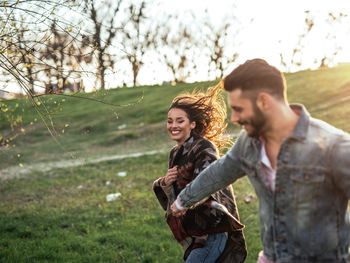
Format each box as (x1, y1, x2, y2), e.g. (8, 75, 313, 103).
(163, 166, 178, 186)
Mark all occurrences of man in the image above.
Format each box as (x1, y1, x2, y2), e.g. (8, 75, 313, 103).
(171, 58, 350, 263)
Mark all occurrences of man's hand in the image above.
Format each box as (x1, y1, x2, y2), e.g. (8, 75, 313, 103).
(170, 200, 187, 217)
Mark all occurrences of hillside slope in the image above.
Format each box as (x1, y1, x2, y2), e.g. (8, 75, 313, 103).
(1, 64, 350, 170)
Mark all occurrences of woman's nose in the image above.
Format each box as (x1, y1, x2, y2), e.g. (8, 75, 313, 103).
(168, 123, 177, 129)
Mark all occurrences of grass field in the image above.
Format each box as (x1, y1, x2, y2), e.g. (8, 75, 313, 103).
(0, 154, 260, 263)
(1, 64, 350, 262)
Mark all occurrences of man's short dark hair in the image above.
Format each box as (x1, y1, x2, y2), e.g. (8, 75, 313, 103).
(224, 58, 286, 99)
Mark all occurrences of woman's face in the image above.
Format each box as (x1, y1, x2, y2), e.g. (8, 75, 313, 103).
(167, 108, 195, 145)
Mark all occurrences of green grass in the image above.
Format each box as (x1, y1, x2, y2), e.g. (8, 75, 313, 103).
(0, 154, 260, 263)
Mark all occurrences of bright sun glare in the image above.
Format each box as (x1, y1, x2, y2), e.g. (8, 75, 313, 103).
(155, 0, 350, 74)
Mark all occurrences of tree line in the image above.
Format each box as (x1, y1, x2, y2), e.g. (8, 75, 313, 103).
(0, 0, 348, 96)
(1, 0, 243, 95)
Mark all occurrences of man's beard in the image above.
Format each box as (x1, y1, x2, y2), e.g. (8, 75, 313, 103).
(238, 105, 266, 138)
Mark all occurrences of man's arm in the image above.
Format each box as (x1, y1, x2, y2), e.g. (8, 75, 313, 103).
(176, 132, 247, 209)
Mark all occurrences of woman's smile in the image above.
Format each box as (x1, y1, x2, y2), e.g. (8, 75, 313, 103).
(167, 108, 195, 145)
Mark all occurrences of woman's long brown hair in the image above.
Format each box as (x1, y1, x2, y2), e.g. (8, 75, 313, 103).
(169, 81, 230, 152)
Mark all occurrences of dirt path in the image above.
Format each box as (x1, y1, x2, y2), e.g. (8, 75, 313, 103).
(0, 149, 166, 180)
(0, 131, 240, 181)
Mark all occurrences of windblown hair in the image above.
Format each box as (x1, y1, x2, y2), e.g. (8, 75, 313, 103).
(169, 82, 229, 152)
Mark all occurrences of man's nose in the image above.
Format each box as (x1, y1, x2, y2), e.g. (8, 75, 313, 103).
(230, 112, 239, 124)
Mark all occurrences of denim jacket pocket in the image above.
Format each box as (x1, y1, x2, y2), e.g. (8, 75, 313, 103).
(290, 168, 325, 183)
(289, 167, 338, 254)
(290, 167, 326, 205)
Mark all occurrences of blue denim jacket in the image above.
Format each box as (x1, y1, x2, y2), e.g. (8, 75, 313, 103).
(178, 104, 350, 263)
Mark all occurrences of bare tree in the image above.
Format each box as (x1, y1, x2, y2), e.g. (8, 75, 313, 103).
(317, 12, 348, 68)
(279, 10, 350, 71)
(2, 18, 39, 94)
(39, 21, 92, 93)
(0, 0, 90, 94)
(156, 15, 197, 84)
(202, 13, 240, 79)
(279, 11, 314, 71)
(79, 0, 122, 90)
(119, 1, 156, 87)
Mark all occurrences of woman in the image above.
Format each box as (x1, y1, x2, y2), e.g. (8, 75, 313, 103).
(153, 83, 247, 263)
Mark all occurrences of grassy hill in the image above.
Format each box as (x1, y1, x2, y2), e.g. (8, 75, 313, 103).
(1, 64, 350, 262)
(1, 64, 350, 169)
(0, 81, 218, 169)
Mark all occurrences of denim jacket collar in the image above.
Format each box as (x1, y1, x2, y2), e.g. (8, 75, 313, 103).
(288, 103, 310, 141)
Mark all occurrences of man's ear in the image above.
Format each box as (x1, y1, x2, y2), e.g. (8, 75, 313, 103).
(256, 92, 272, 111)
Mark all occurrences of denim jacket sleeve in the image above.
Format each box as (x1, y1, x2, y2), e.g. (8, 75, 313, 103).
(178, 132, 247, 208)
(331, 134, 350, 198)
